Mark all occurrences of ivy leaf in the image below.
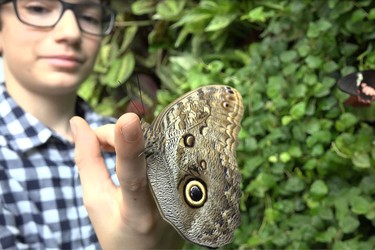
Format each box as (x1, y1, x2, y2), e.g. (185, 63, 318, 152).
(350, 196, 371, 214)
(350, 9, 366, 22)
(335, 113, 358, 131)
(280, 50, 298, 63)
(359, 176, 375, 194)
(246, 173, 277, 198)
(339, 216, 360, 233)
(290, 102, 306, 119)
(242, 6, 267, 22)
(285, 177, 305, 192)
(369, 8, 375, 19)
(310, 180, 329, 197)
(352, 152, 371, 169)
(340, 43, 359, 56)
(307, 19, 332, 38)
(305, 55, 323, 69)
(315, 227, 337, 243)
(242, 156, 264, 178)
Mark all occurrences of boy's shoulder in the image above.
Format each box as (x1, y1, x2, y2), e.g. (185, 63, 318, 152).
(0, 83, 116, 153)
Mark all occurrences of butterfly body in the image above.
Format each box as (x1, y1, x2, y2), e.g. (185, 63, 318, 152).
(143, 85, 243, 248)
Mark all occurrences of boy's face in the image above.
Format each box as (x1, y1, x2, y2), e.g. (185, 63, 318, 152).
(0, 0, 103, 96)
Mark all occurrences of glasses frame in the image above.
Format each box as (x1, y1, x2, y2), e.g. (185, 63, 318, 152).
(0, 0, 117, 36)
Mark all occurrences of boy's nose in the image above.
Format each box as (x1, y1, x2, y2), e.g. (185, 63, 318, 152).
(52, 10, 81, 44)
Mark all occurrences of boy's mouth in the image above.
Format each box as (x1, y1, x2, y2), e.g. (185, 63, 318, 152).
(42, 55, 84, 69)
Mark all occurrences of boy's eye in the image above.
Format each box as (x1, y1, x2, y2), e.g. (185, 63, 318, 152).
(24, 3, 53, 15)
(79, 15, 100, 25)
(27, 6, 48, 13)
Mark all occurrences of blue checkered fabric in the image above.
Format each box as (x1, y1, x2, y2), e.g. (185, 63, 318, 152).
(0, 83, 117, 249)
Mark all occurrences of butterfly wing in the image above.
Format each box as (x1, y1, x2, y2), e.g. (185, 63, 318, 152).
(144, 85, 243, 248)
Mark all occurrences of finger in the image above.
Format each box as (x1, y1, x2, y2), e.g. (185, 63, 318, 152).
(94, 124, 116, 152)
(114, 113, 155, 216)
(70, 117, 114, 205)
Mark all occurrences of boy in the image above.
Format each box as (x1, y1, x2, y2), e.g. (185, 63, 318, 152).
(0, 0, 182, 248)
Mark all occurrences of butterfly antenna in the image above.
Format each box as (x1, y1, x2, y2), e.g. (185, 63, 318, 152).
(126, 75, 146, 119)
(136, 74, 146, 117)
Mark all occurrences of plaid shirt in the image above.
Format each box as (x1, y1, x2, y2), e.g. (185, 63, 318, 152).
(0, 83, 117, 249)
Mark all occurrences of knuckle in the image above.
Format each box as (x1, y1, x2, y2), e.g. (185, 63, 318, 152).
(121, 177, 148, 192)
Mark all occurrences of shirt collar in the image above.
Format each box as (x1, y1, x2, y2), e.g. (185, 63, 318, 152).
(0, 83, 115, 153)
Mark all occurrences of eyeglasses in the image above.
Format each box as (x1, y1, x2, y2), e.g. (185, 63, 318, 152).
(1, 0, 116, 36)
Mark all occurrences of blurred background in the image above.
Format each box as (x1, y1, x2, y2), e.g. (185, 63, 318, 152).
(6, 0, 374, 249)
(82, 1, 375, 249)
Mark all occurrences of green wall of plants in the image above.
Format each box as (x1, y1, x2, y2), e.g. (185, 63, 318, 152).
(80, 0, 375, 248)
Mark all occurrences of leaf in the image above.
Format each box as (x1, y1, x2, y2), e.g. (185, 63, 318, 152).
(242, 156, 264, 178)
(265, 208, 281, 224)
(351, 9, 366, 22)
(310, 180, 329, 197)
(279, 152, 290, 163)
(333, 133, 355, 157)
(281, 115, 293, 125)
(97, 44, 112, 68)
(323, 60, 339, 73)
(369, 8, 375, 19)
(303, 158, 317, 170)
(335, 113, 358, 131)
(306, 130, 332, 147)
(340, 43, 359, 56)
(131, 0, 155, 15)
(311, 144, 324, 156)
(154, 0, 186, 20)
(79, 76, 97, 102)
(339, 215, 360, 233)
(318, 206, 334, 221)
(317, 19, 332, 31)
(246, 173, 277, 198)
(119, 26, 138, 54)
(171, 12, 212, 28)
(204, 13, 237, 32)
(359, 176, 375, 194)
(335, 197, 349, 221)
(103, 52, 135, 86)
(315, 227, 337, 243)
(288, 145, 303, 157)
(243, 6, 266, 22)
(285, 177, 305, 192)
(290, 102, 306, 119)
(352, 152, 371, 169)
(305, 55, 323, 69)
(350, 196, 370, 214)
(280, 50, 298, 63)
(266, 75, 286, 99)
(297, 41, 310, 57)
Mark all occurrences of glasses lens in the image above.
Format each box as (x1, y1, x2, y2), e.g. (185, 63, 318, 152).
(16, 0, 62, 27)
(15, 0, 115, 36)
(75, 3, 115, 35)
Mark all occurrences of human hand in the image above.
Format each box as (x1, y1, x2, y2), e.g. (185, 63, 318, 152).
(70, 113, 183, 249)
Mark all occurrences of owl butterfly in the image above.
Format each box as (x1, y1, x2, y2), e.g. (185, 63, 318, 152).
(140, 85, 243, 248)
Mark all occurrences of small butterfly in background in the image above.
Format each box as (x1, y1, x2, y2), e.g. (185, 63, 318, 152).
(337, 70, 375, 107)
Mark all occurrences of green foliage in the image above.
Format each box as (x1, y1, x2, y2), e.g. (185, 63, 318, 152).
(86, 0, 375, 248)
